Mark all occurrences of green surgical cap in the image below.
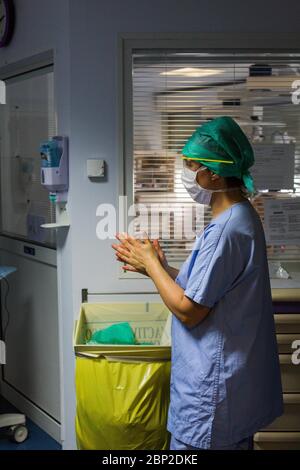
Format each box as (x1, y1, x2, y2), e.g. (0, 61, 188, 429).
(182, 116, 255, 193)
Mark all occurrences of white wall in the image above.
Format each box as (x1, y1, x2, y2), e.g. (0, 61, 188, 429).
(1, 0, 300, 449)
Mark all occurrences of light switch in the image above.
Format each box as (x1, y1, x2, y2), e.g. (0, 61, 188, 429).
(87, 159, 105, 178)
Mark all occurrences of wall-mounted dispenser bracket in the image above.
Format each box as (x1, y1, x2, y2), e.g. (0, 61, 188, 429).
(40, 136, 70, 229)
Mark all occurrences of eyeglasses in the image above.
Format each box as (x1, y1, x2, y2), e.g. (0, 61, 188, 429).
(181, 156, 234, 164)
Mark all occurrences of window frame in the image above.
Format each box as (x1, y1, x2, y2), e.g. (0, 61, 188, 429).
(118, 33, 300, 279)
(0, 50, 56, 248)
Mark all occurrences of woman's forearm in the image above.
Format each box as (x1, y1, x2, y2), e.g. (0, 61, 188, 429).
(146, 258, 187, 323)
(146, 257, 210, 328)
(165, 265, 179, 280)
(112, 235, 209, 328)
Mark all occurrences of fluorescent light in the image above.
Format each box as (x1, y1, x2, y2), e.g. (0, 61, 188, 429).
(160, 67, 224, 78)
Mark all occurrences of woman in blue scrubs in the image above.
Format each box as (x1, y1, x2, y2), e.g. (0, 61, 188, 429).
(112, 116, 283, 450)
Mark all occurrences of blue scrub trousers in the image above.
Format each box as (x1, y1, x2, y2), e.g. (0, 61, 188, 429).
(170, 435, 254, 450)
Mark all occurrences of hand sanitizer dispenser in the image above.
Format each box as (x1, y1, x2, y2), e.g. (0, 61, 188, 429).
(40, 136, 68, 203)
(40, 136, 70, 229)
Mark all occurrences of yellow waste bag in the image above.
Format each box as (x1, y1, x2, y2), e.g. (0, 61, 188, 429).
(75, 356, 171, 450)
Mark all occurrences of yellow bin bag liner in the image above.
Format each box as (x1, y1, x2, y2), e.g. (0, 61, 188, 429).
(74, 302, 172, 450)
(75, 356, 171, 450)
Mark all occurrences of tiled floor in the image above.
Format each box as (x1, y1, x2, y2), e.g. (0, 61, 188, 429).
(0, 396, 61, 450)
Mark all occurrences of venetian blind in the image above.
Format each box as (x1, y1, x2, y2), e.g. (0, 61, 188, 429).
(131, 51, 300, 263)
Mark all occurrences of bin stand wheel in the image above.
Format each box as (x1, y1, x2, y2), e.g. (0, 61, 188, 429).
(10, 425, 29, 443)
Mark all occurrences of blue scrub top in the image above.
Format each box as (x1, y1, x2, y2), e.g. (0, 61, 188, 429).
(167, 200, 283, 449)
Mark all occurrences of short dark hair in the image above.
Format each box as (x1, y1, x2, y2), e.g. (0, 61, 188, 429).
(225, 176, 249, 195)
(225, 176, 243, 188)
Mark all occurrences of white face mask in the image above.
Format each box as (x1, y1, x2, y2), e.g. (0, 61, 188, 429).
(181, 165, 240, 206)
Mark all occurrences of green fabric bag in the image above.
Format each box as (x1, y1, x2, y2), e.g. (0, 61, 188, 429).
(88, 322, 136, 345)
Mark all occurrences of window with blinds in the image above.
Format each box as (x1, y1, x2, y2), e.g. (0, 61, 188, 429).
(0, 66, 56, 247)
(129, 51, 300, 265)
